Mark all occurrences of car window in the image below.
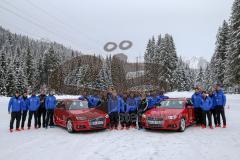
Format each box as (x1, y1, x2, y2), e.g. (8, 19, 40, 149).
(56, 100, 65, 109)
(186, 99, 193, 106)
(68, 101, 89, 110)
(158, 100, 183, 109)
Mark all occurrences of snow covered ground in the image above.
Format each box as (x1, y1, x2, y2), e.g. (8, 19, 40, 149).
(0, 92, 240, 160)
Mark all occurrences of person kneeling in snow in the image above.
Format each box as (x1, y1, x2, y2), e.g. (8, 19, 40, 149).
(200, 91, 213, 129)
(8, 90, 22, 132)
(45, 90, 57, 129)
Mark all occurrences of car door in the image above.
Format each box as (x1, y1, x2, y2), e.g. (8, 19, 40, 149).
(54, 100, 66, 126)
(186, 99, 194, 124)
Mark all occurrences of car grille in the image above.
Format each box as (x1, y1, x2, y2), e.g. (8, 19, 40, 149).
(89, 117, 105, 128)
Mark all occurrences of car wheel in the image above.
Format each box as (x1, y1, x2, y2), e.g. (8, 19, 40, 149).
(67, 119, 74, 133)
(179, 118, 186, 132)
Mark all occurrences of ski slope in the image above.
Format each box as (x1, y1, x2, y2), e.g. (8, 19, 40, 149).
(0, 92, 239, 160)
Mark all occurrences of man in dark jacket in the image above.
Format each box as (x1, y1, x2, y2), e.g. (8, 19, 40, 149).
(8, 90, 22, 132)
(37, 90, 46, 128)
(21, 90, 29, 130)
(191, 87, 203, 126)
(213, 84, 227, 128)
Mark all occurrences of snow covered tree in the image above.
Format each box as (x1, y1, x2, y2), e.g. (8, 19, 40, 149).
(210, 20, 229, 84)
(224, 0, 240, 86)
(0, 48, 7, 95)
(196, 67, 205, 87)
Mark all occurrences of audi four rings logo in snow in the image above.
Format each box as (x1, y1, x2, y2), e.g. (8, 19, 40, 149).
(103, 40, 133, 52)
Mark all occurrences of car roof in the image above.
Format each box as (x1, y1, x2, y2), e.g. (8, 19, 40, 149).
(163, 98, 190, 101)
(57, 99, 87, 102)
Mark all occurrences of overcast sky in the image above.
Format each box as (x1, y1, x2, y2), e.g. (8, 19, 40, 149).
(0, 0, 234, 62)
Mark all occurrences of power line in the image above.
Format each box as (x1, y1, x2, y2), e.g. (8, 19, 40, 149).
(24, 0, 105, 55)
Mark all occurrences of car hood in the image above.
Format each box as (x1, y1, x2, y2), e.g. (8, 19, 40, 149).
(145, 107, 183, 117)
(69, 108, 106, 119)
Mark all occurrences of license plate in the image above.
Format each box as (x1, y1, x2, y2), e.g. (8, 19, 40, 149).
(148, 120, 163, 125)
(91, 121, 104, 125)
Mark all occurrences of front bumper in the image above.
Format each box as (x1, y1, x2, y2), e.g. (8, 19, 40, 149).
(141, 117, 180, 130)
(72, 117, 110, 131)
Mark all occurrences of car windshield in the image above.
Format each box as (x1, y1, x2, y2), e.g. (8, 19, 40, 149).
(68, 101, 89, 110)
(157, 100, 183, 109)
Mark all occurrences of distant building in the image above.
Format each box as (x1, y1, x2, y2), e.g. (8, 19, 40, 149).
(114, 53, 128, 63)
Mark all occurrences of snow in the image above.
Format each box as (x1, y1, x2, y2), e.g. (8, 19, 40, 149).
(1, 92, 240, 160)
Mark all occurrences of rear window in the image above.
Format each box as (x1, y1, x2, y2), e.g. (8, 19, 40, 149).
(67, 101, 89, 110)
(157, 100, 183, 109)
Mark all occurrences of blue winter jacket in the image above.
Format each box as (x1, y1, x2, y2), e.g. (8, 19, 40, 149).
(213, 90, 226, 107)
(126, 98, 138, 112)
(156, 95, 169, 103)
(209, 95, 216, 109)
(28, 95, 40, 111)
(134, 96, 142, 108)
(200, 96, 213, 111)
(191, 92, 202, 108)
(107, 95, 124, 114)
(8, 96, 22, 112)
(45, 95, 57, 110)
(147, 96, 159, 109)
(88, 95, 101, 107)
(21, 96, 29, 111)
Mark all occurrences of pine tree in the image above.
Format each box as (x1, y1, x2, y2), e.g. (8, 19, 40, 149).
(224, 0, 240, 86)
(6, 61, 16, 96)
(196, 67, 204, 87)
(0, 48, 7, 95)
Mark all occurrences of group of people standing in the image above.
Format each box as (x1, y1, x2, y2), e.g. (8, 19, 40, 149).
(8, 90, 57, 132)
(81, 88, 169, 130)
(192, 84, 227, 129)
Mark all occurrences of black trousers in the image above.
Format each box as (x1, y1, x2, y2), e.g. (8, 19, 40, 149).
(28, 111, 38, 128)
(202, 110, 212, 127)
(10, 111, 21, 130)
(127, 111, 137, 127)
(194, 108, 202, 125)
(21, 110, 28, 128)
(216, 106, 226, 126)
(210, 109, 217, 126)
(37, 107, 46, 128)
(137, 109, 145, 128)
(109, 112, 119, 128)
(119, 113, 127, 127)
(45, 109, 54, 127)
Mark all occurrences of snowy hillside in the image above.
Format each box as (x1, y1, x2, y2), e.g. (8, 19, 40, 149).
(0, 92, 239, 160)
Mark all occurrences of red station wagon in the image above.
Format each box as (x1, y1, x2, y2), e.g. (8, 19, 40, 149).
(141, 98, 195, 132)
(54, 99, 110, 133)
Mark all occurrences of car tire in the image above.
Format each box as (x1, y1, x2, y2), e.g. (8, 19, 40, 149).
(67, 119, 74, 133)
(179, 118, 186, 132)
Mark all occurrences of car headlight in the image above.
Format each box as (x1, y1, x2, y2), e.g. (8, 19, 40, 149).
(142, 114, 146, 119)
(76, 116, 87, 121)
(167, 115, 177, 120)
(105, 114, 109, 118)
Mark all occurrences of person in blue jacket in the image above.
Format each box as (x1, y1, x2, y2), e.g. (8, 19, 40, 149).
(126, 92, 138, 128)
(20, 90, 29, 130)
(191, 87, 203, 126)
(157, 90, 169, 103)
(27, 91, 40, 129)
(107, 90, 123, 129)
(88, 90, 101, 108)
(119, 92, 128, 129)
(208, 90, 217, 127)
(8, 90, 22, 132)
(213, 84, 227, 128)
(146, 91, 157, 109)
(134, 92, 142, 110)
(45, 90, 57, 128)
(200, 91, 213, 129)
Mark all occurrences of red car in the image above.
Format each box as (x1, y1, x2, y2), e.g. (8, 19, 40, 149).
(141, 98, 195, 132)
(54, 99, 110, 133)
